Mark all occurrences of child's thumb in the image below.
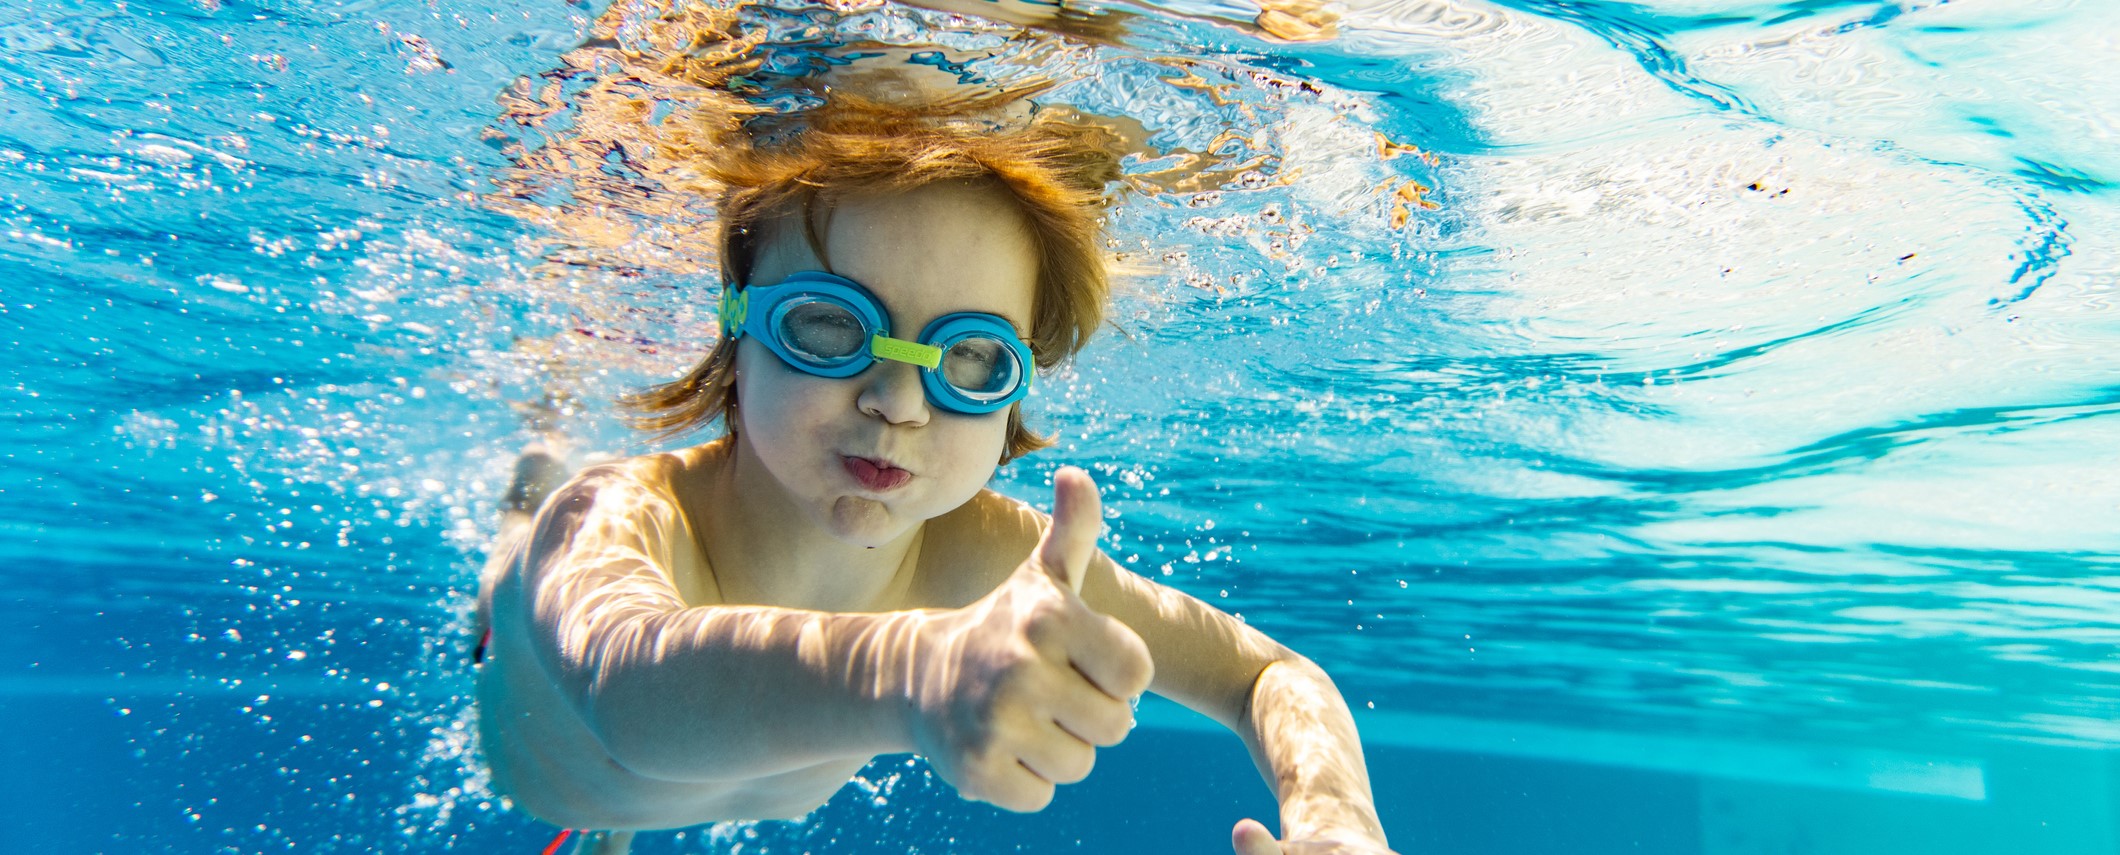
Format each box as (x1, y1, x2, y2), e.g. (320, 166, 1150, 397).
(1231, 818, 1281, 855)
(1035, 466, 1102, 595)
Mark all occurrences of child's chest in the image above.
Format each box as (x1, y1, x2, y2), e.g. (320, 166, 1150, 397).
(901, 515, 1034, 610)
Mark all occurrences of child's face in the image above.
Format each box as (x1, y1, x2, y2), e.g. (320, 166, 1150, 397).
(733, 180, 1038, 547)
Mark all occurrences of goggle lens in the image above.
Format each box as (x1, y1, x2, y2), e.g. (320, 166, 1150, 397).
(775, 299, 867, 364)
(939, 336, 1022, 401)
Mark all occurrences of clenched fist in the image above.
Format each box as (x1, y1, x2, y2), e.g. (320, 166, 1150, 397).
(908, 466, 1155, 811)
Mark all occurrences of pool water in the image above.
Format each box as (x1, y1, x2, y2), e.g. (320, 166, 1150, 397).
(4, 0, 2117, 851)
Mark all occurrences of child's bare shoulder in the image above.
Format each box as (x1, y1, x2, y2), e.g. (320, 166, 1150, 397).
(535, 444, 718, 521)
(937, 486, 1046, 542)
(517, 448, 716, 576)
(913, 487, 1048, 605)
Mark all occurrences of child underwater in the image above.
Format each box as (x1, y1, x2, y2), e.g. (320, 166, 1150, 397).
(473, 80, 1395, 855)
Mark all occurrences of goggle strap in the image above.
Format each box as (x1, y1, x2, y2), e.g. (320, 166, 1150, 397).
(870, 334, 942, 370)
(717, 287, 748, 337)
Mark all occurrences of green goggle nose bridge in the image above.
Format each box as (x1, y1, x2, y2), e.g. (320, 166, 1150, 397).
(868, 334, 941, 369)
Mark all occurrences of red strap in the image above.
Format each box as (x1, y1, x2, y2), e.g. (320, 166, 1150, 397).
(540, 828, 575, 855)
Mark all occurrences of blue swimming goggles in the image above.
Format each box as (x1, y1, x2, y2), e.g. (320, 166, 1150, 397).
(718, 270, 1035, 415)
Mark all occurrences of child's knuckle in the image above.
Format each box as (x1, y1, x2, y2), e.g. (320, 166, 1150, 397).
(1121, 644, 1154, 692)
(1094, 704, 1132, 745)
(1015, 781, 1055, 813)
(1057, 744, 1095, 783)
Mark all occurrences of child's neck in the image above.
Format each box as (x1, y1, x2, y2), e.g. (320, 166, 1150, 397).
(696, 437, 922, 613)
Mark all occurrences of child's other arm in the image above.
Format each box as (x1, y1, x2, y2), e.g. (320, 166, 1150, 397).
(1228, 657, 1392, 855)
(1072, 502, 1392, 853)
(506, 468, 1151, 808)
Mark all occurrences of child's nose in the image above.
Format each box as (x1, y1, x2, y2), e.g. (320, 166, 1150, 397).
(855, 359, 930, 426)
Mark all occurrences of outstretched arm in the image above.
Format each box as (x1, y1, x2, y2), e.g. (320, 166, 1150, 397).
(1058, 488, 1393, 854)
(1231, 658, 1392, 855)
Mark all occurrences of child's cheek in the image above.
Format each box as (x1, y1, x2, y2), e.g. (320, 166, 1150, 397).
(733, 348, 839, 454)
(933, 410, 1010, 492)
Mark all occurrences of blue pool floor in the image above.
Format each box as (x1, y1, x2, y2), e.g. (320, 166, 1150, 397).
(6, 688, 2118, 854)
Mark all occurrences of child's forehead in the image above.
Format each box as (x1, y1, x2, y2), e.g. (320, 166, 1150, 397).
(754, 182, 1038, 328)
(825, 181, 1035, 247)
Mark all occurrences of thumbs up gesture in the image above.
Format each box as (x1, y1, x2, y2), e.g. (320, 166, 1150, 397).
(908, 466, 1155, 812)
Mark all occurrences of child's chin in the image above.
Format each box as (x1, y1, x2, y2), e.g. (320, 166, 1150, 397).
(826, 495, 918, 547)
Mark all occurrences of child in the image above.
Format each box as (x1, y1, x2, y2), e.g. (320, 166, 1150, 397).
(476, 99, 1395, 855)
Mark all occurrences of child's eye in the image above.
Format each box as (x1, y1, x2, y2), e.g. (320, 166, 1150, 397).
(780, 302, 866, 360)
(941, 338, 1010, 392)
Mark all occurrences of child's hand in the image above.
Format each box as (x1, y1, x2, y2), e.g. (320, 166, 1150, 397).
(1234, 818, 1399, 855)
(909, 466, 1154, 812)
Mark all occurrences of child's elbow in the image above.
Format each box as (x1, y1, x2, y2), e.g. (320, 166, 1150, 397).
(566, 626, 691, 781)
(576, 676, 689, 784)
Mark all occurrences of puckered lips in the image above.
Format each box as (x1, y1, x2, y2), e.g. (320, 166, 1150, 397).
(841, 455, 912, 492)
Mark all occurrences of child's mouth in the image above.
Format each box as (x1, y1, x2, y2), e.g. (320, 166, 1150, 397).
(842, 455, 912, 492)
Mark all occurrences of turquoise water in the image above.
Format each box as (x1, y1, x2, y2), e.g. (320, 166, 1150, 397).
(5, 0, 2118, 851)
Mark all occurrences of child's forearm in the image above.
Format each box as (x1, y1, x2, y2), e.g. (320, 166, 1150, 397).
(561, 603, 936, 783)
(1238, 656, 1388, 844)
